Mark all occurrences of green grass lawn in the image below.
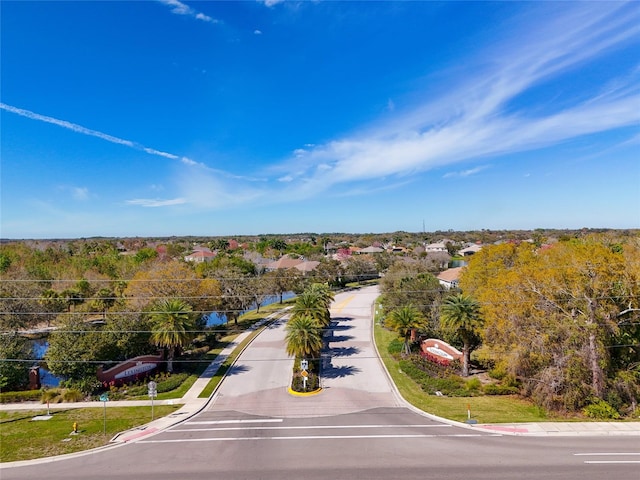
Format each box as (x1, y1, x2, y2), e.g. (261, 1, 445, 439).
(0, 405, 180, 463)
(374, 322, 551, 424)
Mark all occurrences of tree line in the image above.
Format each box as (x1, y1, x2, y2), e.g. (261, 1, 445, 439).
(379, 234, 639, 416)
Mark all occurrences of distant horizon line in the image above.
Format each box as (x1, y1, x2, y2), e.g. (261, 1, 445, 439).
(1, 227, 637, 242)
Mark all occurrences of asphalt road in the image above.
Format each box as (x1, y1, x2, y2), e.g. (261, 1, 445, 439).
(2, 286, 639, 479)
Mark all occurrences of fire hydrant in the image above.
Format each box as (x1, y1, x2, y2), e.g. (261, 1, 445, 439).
(73, 422, 78, 433)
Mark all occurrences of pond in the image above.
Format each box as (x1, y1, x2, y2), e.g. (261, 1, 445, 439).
(205, 292, 295, 326)
(31, 339, 61, 387)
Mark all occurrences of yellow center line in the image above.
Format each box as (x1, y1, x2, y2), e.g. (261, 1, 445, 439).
(330, 295, 355, 314)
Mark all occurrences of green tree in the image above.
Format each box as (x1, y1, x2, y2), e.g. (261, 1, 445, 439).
(386, 305, 425, 355)
(45, 316, 103, 382)
(40, 289, 66, 327)
(380, 261, 445, 329)
(0, 332, 34, 391)
(440, 294, 483, 376)
(285, 315, 323, 360)
(264, 269, 302, 304)
(92, 287, 116, 319)
(149, 299, 196, 373)
(205, 266, 252, 326)
(101, 314, 154, 361)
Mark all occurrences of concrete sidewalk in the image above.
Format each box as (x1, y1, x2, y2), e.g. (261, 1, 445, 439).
(473, 421, 640, 436)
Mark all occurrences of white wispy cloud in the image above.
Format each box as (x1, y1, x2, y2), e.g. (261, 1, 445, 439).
(126, 198, 187, 207)
(267, 2, 640, 200)
(261, 0, 285, 7)
(72, 187, 90, 201)
(157, 0, 218, 24)
(254, 29, 263, 35)
(443, 166, 490, 179)
(0, 103, 194, 165)
(0, 103, 135, 148)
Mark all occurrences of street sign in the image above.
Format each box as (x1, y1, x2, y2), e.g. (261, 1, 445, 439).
(99, 393, 109, 402)
(301, 370, 308, 378)
(148, 381, 158, 420)
(300, 359, 308, 371)
(148, 381, 157, 398)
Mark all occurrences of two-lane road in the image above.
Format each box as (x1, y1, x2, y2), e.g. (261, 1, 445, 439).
(3, 286, 639, 479)
(208, 287, 401, 417)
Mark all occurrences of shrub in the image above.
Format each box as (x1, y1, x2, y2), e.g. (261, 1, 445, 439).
(61, 377, 101, 395)
(41, 388, 63, 403)
(0, 390, 41, 403)
(125, 372, 190, 396)
(483, 383, 520, 395)
(291, 373, 319, 392)
(399, 359, 469, 396)
(488, 365, 508, 381)
(465, 377, 482, 392)
(387, 338, 404, 356)
(61, 388, 84, 402)
(583, 400, 621, 420)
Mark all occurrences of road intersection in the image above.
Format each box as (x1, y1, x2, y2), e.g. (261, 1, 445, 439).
(1, 286, 639, 479)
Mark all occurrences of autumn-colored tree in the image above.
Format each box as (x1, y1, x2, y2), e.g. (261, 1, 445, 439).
(461, 237, 640, 412)
(124, 260, 221, 318)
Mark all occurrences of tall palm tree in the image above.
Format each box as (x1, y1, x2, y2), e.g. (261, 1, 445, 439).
(291, 290, 330, 328)
(150, 299, 195, 373)
(307, 283, 335, 308)
(440, 294, 483, 376)
(386, 305, 425, 355)
(285, 315, 323, 361)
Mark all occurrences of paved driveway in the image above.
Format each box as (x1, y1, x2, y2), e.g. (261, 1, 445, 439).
(208, 286, 401, 417)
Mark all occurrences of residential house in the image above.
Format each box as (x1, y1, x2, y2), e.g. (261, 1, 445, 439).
(459, 244, 482, 256)
(437, 267, 463, 289)
(184, 250, 216, 263)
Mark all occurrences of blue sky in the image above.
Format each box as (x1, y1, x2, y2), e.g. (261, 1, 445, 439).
(1, 1, 639, 239)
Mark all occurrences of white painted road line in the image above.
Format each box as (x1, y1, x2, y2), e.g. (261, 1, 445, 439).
(171, 424, 453, 432)
(574, 452, 640, 465)
(185, 419, 284, 425)
(574, 453, 640, 456)
(139, 433, 495, 444)
(583, 461, 640, 464)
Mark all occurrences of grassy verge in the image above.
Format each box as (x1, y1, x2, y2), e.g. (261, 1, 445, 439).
(374, 322, 551, 424)
(0, 405, 180, 463)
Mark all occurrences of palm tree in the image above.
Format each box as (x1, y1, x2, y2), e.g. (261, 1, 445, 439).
(291, 290, 330, 328)
(285, 315, 323, 360)
(149, 299, 196, 373)
(307, 282, 335, 308)
(440, 294, 483, 376)
(386, 305, 425, 355)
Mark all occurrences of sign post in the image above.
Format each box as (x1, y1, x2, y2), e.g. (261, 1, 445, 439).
(99, 393, 109, 435)
(148, 381, 157, 420)
(300, 359, 309, 391)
